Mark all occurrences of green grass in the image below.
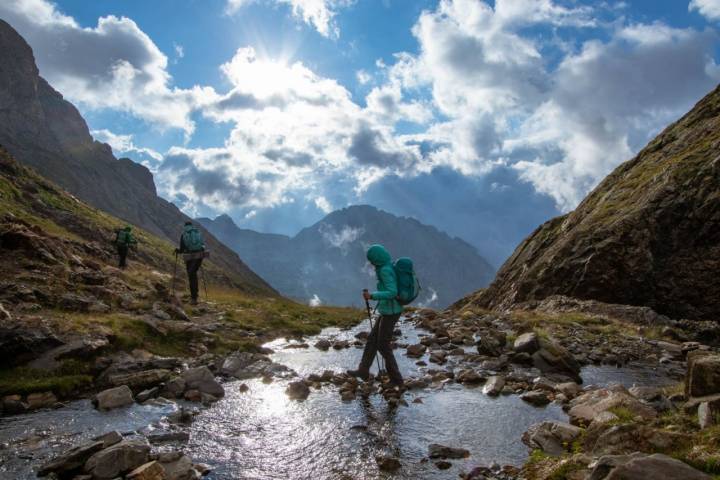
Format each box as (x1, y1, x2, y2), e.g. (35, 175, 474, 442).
(0, 366, 92, 398)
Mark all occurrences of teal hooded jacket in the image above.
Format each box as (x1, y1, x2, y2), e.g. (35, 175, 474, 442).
(367, 244, 403, 315)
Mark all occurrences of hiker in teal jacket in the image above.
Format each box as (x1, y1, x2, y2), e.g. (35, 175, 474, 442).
(348, 244, 404, 386)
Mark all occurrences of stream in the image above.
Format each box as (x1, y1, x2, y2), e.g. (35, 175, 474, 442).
(0, 317, 674, 479)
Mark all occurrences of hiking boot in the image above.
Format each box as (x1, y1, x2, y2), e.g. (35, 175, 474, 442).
(190, 298, 198, 306)
(346, 369, 370, 381)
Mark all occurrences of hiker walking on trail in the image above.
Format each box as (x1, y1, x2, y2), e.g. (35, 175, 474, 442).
(175, 221, 205, 305)
(114, 226, 137, 269)
(348, 244, 406, 387)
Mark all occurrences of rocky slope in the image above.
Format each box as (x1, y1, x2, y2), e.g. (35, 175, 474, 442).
(199, 205, 496, 308)
(0, 19, 269, 291)
(467, 84, 720, 320)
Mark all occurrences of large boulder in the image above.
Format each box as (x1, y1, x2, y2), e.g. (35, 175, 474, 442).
(686, 354, 720, 398)
(522, 421, 583, 456)
(568, 386, 656, 426)
(108, 369, 173, 393)
(482, 375, 505, 396)
(93, 385, 134, 411)
(590, 453, 711, 480)
(181, 366, 224, 397)
(585, 423, 690, 457)
(532, 336, 581, 382)
(514, 332, 540, 354)
(84, 440, 151, 479)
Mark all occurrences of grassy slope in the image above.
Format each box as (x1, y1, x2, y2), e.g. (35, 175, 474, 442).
(0, 149, 361, 397)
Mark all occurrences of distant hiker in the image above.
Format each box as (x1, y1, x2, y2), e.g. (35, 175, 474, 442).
(348, 244, 406, 387)
(175, 221, 206, 305)
(114, 225, 137, 269)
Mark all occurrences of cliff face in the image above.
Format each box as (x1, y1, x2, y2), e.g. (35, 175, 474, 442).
(0, 19, 274, 295)
(470, 84, 720, 320)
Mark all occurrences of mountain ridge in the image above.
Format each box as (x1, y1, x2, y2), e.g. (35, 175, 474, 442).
(199, 205, 496, 308)
(0, 19, 274, 295)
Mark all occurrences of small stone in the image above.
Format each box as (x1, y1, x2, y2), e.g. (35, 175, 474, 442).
(521, 390, 551, 406)
(428, 444, 470, 459)
(482, 376, 505, 396)
(286, 381, 310, 400)
(376, 455, 401, 471)
(239, 383, 250, 393)
(406, 344, 427, 358)
(435, 461, 452, 470)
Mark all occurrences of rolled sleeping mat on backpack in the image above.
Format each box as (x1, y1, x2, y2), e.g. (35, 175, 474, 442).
(182, 250, 210, 261)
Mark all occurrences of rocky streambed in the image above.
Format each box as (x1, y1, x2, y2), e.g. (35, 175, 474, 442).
(2, 306, 701, 480)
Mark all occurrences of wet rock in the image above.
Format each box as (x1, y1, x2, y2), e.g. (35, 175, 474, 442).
(698, 400, 720, 429)
(522, 421, 583, 456)
(161, 377, 186, 399)
(428, 443, 470, 459)
(568, 386, 657, 426)
(126, 460, 165, 480)
(686, 354, 720, 398)
(93, 385, 134, 411)
(184, 389, 202, 402)
(532, 337, 581, 383)
(314, 339, 331, 351)
(435, 461, 452, 469)
(159, 452, 196, 480)
(332, 340, 350, 350)
(2, 394, 27, 415)
(37, 440, 105, 477)
(24, 391, 56, 411)
(594, 453, 711, 480)
(108, 369, 173, 392)
(92, 431, 123, 448)
(286, 381, 310, 400)
(521, 390, 551, 406)
(181, 366, 224, 397)
(147, 431, 190, 444)
(482, 376, 505, 396)
(555, 382, 581, 399)
(476, 330, 506, 356)
(84, 439, 151, 479)
(514, 332, 539, 354)
(406, 343, 427, 358)
(456, 369, 485, 385)
(429, 350, 447, 364)
(376, 455, 401, 472)
(136, 387, 160, 403)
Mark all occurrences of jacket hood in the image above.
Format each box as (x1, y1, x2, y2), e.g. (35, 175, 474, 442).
(367, 244, 392, 267)
(184, 224, 195, 232)
(124, 226, 132, 231)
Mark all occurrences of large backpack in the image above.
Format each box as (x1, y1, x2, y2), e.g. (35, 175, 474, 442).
(116, 229, 130, 246)
(182, 227, 205, 252)
(393, 257, 420, 305)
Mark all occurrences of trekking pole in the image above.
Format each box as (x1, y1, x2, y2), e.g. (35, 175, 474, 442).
(200, 265, 209, 302)
(172, 252, 178, 296)
(363, 290, 383, 377)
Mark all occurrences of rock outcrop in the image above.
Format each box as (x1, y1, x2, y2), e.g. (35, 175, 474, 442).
(466, 84, 720, 320)
(0, 19, 274, 295)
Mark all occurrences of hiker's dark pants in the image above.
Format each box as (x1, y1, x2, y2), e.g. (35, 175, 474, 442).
(117, 245, 128, 268)
(185, 258, 203, 300)
(359, 313, 402, 383)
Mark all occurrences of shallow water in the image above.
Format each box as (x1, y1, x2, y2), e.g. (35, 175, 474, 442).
(0, 318, 673, 479)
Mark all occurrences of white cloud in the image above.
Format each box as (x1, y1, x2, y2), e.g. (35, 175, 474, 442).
(319, 224, 363, 252)
(0, 0, 211, 134)
(308, 294, 322, 307)
(690, 0, 720, 21)
(226, 0, 354, 38)
(92, 129, 163, 164)
(356, 69, 371, 85)
(314, 196, 333, 213)
(173, 42, 184, 60)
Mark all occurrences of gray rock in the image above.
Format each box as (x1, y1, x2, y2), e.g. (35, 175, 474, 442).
(107, 369, 173, 392)
(686, 354, 720, 398)
(603, 453, 711, 480)
(476, 330, 506, 356)
(482, 375, 505, 396)
(698, 400, 720, 429)
(84, 439, 151, 479)
(568, 386, 656, 426)
(514, 332, 540, 354)
(521, 390, 551, 406)
(92, 431, 123, 448)
(37, 440, 105, 477)
(94, 385, 134, 411)
(406, 343, 427, 358)
(181, 366, 224, 397)
(161, 377, 186, 398)
(314, 339, 331, 351)
(2, 394, 28, 415)
(532, 337, 581, 383)
(26, 391, 57, 410)
(522, 421, 583, 456)
(375, 455, 401, 472)
(428, 443, 470, 459)
(126, 460, 165, 480)
(159, 452, 195, 480)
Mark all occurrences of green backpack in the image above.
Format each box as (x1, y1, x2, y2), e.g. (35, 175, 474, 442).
(182, 226, 205, 252)
(393, 257, 420, 305)
(116, 229, 132, 246)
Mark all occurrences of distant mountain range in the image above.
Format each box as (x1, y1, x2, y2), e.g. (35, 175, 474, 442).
(199, 205, 495, 308)
(0, 19, 273, 295)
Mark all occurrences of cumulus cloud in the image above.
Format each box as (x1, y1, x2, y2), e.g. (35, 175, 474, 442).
(319, 224, 363, 252)
(0, 0, 211, 134)
(226, 0, 354, 38)
(308, 294, 322, 307)
(690, 0, 720, 21)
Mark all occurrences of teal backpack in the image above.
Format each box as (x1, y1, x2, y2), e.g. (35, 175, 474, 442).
(393, 257, 420, 305)
(182, 226, 205, 252)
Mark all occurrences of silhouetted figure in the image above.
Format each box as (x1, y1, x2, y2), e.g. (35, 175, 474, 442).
(114, 225, 137, 269)
(175, 221, 205, 305)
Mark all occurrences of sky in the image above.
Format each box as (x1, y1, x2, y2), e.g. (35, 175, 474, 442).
(1, 0, 719, 265)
